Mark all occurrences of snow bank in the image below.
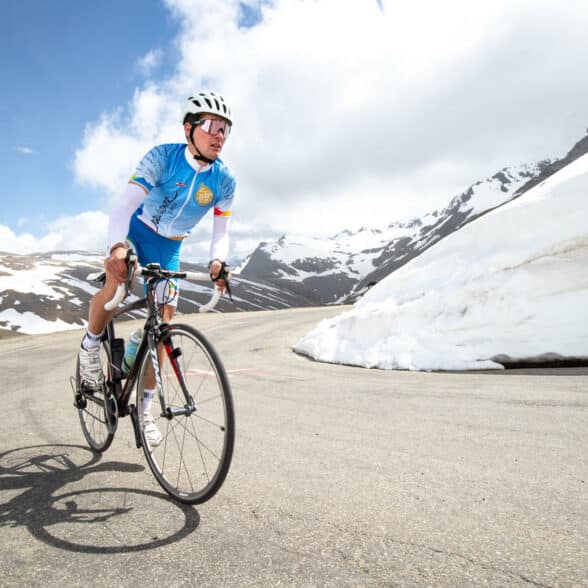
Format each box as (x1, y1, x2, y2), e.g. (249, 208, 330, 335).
(294, 155, 588, 370)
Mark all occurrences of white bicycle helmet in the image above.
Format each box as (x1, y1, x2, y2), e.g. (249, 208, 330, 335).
(182, 91, 233, 125)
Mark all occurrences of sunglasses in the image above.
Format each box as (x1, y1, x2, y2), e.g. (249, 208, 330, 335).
(197, 118, 231, 138)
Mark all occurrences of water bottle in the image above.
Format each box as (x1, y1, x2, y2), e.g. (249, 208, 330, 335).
(122, 329, 143, 375)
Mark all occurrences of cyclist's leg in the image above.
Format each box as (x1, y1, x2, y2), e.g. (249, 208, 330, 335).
(129, 216, 182, 443)
(87, 273, 120, 335)
(140, 302, 176, 447)
(80, 272, 120, 390)
(145, 302, 176, 388)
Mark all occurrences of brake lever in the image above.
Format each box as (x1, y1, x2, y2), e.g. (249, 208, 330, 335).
(104, 249, 138, 312)
(211, 262, 233, 302)
(125, 249, 138, 292)
(224, 277, 233, 302)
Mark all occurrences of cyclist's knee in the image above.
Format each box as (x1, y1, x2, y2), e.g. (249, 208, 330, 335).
(161, 304, 176, 322)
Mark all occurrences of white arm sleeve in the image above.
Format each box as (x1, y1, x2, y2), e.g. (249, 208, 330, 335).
(107, 182, 147, 253)
(209, 214, 230, 261)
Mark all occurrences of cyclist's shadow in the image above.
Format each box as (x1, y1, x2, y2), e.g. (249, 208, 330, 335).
(0, 444, 200, 553)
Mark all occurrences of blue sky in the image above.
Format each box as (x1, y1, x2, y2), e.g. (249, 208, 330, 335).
(1, 0, 587, 260)
(1, 0, 181, 236)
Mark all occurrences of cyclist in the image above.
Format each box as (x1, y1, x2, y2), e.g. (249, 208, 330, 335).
(78, 90, 236, 445)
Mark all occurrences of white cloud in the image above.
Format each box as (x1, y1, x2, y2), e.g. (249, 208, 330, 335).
(0, 212, 108, 255)
(17, 146, 34, 155)
(72, 0, 588, 260)
(136, 48, 163, 75)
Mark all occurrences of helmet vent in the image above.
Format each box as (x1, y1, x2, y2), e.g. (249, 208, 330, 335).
(182, 91, 233, 125)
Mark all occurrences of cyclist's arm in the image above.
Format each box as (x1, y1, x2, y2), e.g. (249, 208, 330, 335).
(103, 182, 146, 284)
(209, 211, 231, 292)
(209, 208, 230, 263)
(107, 182, 147, 255)
(209, 172, 235, 268)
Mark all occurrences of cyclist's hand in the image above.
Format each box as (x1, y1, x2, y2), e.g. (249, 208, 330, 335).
(104, 244, 130, 284)
(209, 259, 231, 294)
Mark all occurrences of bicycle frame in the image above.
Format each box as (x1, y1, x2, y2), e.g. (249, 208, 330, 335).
(102, 272, 196, 444)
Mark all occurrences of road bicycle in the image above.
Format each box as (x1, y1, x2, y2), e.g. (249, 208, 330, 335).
(71, 251, 235, 504)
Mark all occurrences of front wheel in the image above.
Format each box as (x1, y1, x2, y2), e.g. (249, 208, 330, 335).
(137, 324, 235, 504)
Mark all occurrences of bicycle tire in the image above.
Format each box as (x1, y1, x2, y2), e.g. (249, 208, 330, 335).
(137, 323, 235, 504)
(76, 342, 115, 453)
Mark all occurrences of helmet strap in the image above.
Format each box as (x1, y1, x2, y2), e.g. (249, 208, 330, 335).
(189, 123, 216, 165)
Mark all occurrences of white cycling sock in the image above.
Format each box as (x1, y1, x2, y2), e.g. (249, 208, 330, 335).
(81, 330, 102, 350)
(143, 389, 155, 415)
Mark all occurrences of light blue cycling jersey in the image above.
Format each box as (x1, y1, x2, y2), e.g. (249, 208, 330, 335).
(130, 143, 236, 239)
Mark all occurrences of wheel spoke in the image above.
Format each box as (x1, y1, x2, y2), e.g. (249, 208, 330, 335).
(81, 407, 108, 425)
(137, 325, 234, 503)
(191, 416, 211, 485)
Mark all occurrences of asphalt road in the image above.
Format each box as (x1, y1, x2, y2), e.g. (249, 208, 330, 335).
(1, 306, 587, 587)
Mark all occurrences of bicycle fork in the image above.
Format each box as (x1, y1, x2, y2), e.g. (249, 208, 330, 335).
(149, 331, 196, 420)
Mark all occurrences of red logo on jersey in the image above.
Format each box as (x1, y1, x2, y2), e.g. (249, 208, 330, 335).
(176, 182, 186, 187)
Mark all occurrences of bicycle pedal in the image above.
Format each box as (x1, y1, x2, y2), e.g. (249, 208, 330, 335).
(70, 376, 86, 409)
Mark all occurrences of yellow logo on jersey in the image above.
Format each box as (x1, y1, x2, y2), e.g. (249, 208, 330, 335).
(195, 185, 213, 206)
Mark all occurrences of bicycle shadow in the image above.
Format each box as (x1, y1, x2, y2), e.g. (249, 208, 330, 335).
(0, 444, 200, 553)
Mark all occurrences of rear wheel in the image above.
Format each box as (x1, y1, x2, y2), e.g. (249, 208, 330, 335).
(76, 342, 116, 453)
(137, 324, 235, 504)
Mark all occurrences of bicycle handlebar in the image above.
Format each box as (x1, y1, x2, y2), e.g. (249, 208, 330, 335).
(103, 267, 224, 313)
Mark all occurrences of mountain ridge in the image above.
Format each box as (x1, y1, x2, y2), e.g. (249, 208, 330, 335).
(239, 133, 588, 303)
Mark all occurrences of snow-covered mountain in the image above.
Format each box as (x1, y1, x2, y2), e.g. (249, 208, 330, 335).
(240, 134, 588, 304)
(294, 150, 588, 370)
(2, 133, 587, 337)
(0, 253, 308, 336)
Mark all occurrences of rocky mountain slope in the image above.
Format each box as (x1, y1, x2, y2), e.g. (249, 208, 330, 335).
(0, 252, 307, 336)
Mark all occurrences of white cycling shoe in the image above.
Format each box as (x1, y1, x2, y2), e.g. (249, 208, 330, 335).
(144, 413, 163, 447)
(78, 346, 105, 391)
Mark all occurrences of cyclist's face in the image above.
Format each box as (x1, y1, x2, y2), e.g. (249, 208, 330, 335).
(186, 114, 230, 161)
